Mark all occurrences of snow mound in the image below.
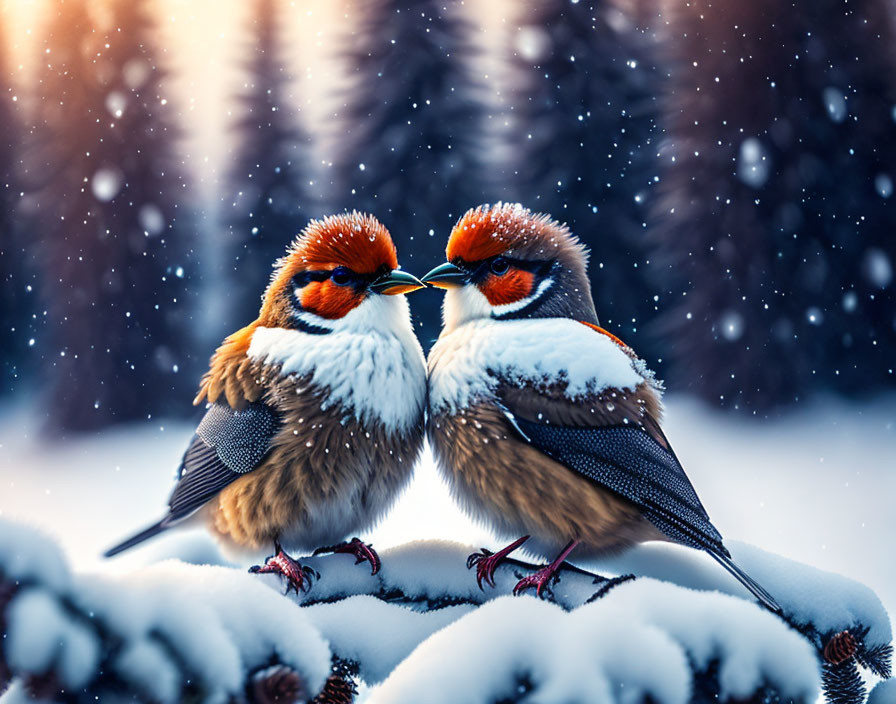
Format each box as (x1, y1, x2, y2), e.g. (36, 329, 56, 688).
(0, 518, 330, 703)
(370, 583, 818, 704)
(5, 588, 100, 691)
(0, 521, 70, 592)
(273, 539, 889, 702)
(590, 539, 892, 651)
(729, 541, 892, 646)
(868, 678, 896, 703)
(288, 539, 892, 654)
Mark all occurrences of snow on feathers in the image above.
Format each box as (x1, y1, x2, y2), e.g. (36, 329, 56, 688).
(427, 318, 654, 413)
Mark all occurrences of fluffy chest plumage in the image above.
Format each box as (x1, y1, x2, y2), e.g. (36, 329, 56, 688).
(247, 311, 426, 433)
(427, 318, 651, 414)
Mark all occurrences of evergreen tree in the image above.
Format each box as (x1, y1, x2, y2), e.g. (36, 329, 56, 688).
(226, 0, 313, 328)
(334, 0, 490, 345)
(656, 0, 896, 411)
(29, 0, 104, 426)
(33, 0, 195, 431)
(506, 0, 662, 354)
(0, 20, 30, 395)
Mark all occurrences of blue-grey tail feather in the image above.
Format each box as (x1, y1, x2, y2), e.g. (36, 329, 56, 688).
(708, 550, 782, 614)
(103, 518, 170, 558)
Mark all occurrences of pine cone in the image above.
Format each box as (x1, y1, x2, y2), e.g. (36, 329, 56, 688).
(250, 664, 308, 704)
(310, 659, 358, 704)
(824, 631, 858, 665)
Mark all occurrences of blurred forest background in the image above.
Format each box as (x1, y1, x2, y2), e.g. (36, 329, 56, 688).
(0, 0, 894, 433)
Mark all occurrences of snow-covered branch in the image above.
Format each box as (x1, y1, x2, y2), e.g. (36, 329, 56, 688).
(271, 540, 893, 704)
(1, 519, 892, 704)
(0, 520, 334, 703)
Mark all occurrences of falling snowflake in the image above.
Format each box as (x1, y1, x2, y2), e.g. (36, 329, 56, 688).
(737, 138, 770, 188)
(91, 168, 123, 202)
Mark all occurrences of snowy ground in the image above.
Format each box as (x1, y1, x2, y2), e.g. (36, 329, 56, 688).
(0, 393, 894, 621)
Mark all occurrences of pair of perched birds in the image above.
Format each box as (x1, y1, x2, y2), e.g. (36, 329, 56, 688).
(106, 203, 779, 612)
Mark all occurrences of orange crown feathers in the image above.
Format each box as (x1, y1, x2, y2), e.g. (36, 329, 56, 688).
(277, 212, 398, 278)
(446, 203, 587, 266)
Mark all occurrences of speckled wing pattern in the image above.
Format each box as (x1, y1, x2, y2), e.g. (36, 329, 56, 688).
(499, 400, 727, 556)
(168, 402, 281, 521)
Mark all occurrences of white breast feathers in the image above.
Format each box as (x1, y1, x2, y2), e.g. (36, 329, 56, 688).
(248, 295, 426, 432)
(427, 318, 656, 413)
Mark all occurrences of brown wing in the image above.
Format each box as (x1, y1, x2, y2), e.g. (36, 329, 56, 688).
(494, 380, 726, 554)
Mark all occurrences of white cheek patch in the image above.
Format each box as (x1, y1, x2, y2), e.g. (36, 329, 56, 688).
(490, 277, 555, 319)
(442, 286, 492, 335)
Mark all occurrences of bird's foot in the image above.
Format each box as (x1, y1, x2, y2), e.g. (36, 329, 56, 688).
(313, 537, 381, 575)
(466, 548, 499, 589)
(585, 574, 636, 604)
(467, 535, 530, 590)
(513, 564, 562, 598)
(512, 539, 580, 599)
(249, 548, 318, 595)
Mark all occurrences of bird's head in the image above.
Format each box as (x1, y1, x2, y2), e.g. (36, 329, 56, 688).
(258, 212, 424, 335)
(422, 203, 598, 333)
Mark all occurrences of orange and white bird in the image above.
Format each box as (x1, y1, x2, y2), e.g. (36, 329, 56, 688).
(105, 212, 427, 592)
(422, 203, 780, 611)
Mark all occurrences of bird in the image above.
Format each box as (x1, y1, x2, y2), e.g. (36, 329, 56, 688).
(105, 212, 428, 593)
(421, 202, 781, 612)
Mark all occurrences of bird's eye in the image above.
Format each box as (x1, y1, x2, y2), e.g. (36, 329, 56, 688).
(330, 266, 353, 286)
(489, 257, 510, 276)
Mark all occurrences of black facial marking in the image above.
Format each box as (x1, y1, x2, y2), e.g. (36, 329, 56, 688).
(457, 255, 553, 285)
(291, 316, 332, 335)
(292, 270, 329, 288)
(292, 266, 380, 297)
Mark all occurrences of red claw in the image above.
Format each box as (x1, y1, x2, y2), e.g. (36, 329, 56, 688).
(467, 549, 499, 589)
(513, 566, 558, 598)
(466, 535, 530, 591)
(512, 539, 580, 599)
(313, 537, 381, 575)
(249, 547, 318, 595)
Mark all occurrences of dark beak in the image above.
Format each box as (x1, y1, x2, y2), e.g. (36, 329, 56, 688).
(421, 262, 468, 289)
(370, 269, 426, 296)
